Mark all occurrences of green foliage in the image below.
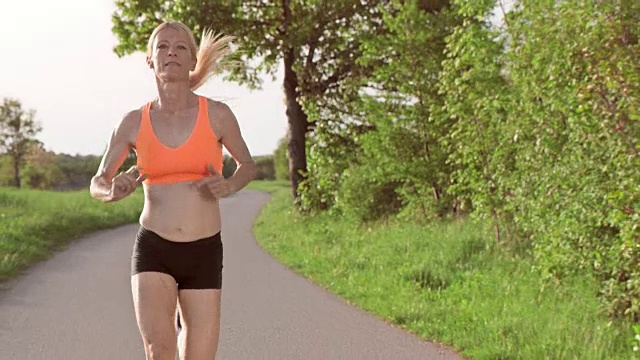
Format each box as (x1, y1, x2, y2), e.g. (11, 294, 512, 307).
(51, 153, 101, 190)
(224, 154, 276, 180)
(222, 155, 237, 179)
(337, 164, 403, 222)
(499, 0, 640, 323)
(437, 0, 519, 242)
(0, 155, 14, 186)
(297, 105, 365, 213)
(433, 0, 640, 325)
(301, 0, 460, 220)
(22, 147, 64, 190)
(0, 151, 107, 191)
(273, 136, 289, 182)
(254, 155, 276, 180)
(0, 98, 42, 188)
(356, 0, 461, 220)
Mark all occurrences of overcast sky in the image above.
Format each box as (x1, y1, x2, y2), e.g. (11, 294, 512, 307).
(0, 0, 288, 157)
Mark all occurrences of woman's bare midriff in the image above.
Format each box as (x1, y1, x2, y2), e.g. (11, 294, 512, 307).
(139, 180, 221, 242)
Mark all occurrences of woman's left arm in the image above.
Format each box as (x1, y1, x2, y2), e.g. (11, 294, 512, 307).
(219, 103, 258, 194)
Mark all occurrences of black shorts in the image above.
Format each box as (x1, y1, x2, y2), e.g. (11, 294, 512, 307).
(131, 226, 223, 289)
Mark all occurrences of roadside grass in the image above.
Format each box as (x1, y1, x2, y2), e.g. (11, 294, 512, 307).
(249, 182, 637, 360)
(0, 186, 143, 283)
(245, 179, 290, 194)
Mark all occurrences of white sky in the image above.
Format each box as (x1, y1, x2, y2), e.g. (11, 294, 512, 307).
(0, 0, 288, 157)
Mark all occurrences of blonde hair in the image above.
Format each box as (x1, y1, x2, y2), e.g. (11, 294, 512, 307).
(146, 21, 235, 90)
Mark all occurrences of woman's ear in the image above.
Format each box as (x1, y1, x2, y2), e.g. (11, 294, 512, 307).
(146, 56, 154, 69)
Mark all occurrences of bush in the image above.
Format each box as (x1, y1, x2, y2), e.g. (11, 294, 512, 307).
(255, 156, 276, 180)
(336, 165, 403, 222)
(273, 136, 289, 182)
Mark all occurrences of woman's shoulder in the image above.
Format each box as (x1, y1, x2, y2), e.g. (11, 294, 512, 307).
(120, 108, 143, 129)
(112, 106, 145, 142)
(203, 97, 232, 114)
(202, 97, 237, 139)
(204, 98, 240, 125)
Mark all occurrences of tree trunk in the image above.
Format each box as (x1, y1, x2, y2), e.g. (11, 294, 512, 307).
(283, 48, 309, 202)
(13, 155, 21, 188)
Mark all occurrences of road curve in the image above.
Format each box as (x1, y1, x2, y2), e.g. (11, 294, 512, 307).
(0, 189, 464, 360)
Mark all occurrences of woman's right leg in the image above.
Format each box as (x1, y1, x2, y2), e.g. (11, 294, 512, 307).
(132, 272, 179, 360)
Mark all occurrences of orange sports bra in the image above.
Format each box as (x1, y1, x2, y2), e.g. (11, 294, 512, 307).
(135, 96, 223, 185)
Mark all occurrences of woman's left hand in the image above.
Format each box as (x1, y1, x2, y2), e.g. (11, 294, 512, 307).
(194, 163, 233, 199)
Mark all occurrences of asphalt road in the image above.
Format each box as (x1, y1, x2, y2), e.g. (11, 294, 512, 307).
(0, 190, 464, 360)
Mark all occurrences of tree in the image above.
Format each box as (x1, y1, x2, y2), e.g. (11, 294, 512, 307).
(23, 143, 64, 190)
(111, 0, 388, 203)
(438, 0, 513, 241)
(297, 0, 456, 217)
(351, 0, 460, 220)
(0, 98, 42, 188)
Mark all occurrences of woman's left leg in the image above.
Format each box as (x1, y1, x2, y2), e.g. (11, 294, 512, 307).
(176, 289, 222, 360)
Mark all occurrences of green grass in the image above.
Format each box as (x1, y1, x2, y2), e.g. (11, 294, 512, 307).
(246, 179, 290, 193)
(250, 182, 638, 360)
(0, 186, 143, 284)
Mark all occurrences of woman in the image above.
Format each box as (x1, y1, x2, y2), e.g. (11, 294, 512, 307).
(90, 21, 257, 360)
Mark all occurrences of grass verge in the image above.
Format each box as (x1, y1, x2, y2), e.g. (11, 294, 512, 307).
(0, 186, 143, 284)
(249, 181, 637, 360)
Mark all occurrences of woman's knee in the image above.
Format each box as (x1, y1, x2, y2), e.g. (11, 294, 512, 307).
(143, 335, 177, 360)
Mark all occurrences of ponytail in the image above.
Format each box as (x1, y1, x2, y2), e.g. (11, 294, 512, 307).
(190, 30, 236, 90)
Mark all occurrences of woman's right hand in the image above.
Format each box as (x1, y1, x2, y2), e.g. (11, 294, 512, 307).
(105, 165, 147, 202)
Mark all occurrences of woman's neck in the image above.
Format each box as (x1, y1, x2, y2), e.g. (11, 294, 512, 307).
(154, 80, 198, 113)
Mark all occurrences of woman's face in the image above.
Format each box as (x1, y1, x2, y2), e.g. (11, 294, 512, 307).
(148, 27, 196, 82)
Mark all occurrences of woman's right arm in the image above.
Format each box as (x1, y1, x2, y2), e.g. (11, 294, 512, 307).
(90, 111, 140, 202)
